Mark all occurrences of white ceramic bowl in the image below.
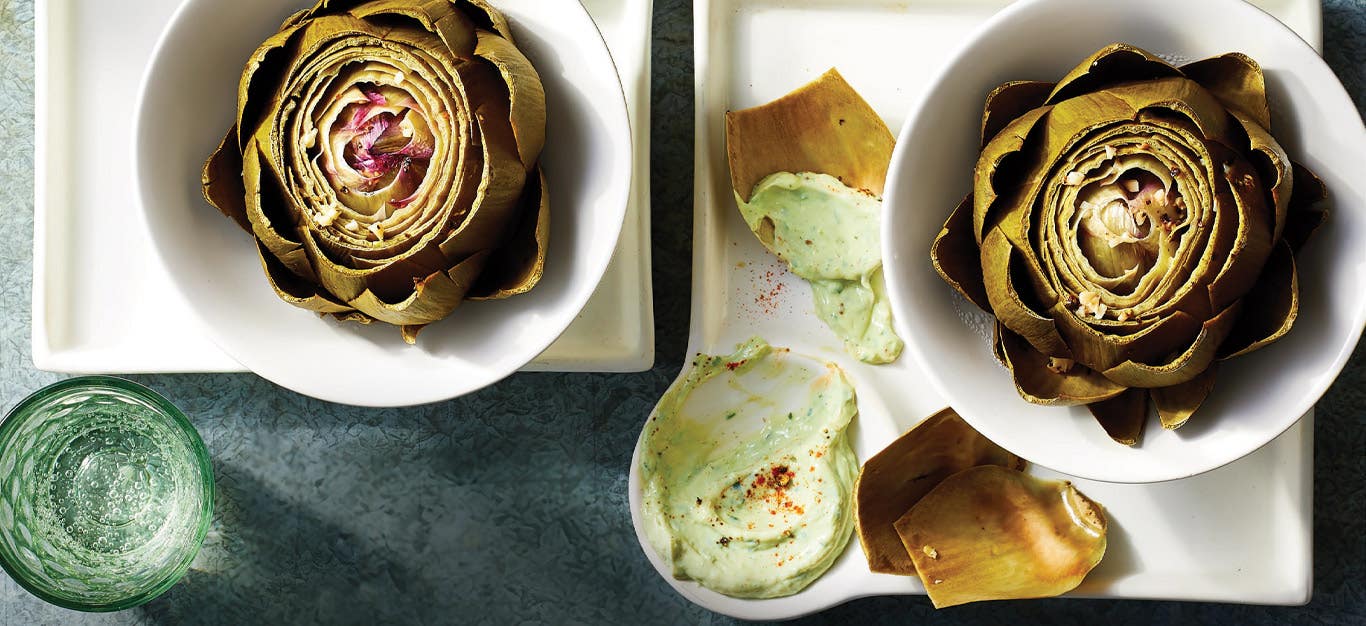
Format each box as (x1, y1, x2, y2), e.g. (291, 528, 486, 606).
(883, 0, 1366, 483)
(135, 0, 631, 406)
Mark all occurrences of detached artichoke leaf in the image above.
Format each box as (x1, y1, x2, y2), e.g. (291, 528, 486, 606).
(1086, 387, 1148, 446)
(997, 325, 1126, 406)
(1152, 363, 1218, 430)
(855, 408, 1024, 576)
(724, 68, 894, 203)
(930, 194, 991, 311)
(894, 466, 1107, 608)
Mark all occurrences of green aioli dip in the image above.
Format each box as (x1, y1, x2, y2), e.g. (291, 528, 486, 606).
(736, 172, 903, 364)
(638, 338, 859, 599)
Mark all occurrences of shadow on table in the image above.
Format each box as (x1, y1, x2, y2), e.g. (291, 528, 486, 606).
(135, 462, 426, 625)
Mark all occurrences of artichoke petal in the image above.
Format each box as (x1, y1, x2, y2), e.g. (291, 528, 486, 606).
(468, 167, 549, 300)
(1151, 363, 1218, 430)
(980, 81, 1055, 149)
(931, 194, 991, 311)
(1180, 52, 1272, 129)
(997, 325, 1127, 406)
(475, 30, 547, 171)
(347, 250, 490, 328)
(1046, 43, 1181, 105)
(894, 466, 1107, 608)
(1218, 241, 1298, 359)
(854, 408, 1024, 576)
(202, 127, 252, 232)
(1283, 162, 1330, 252)
(724, 68, 894, 202)
(255, 241, 354, 315)
(1101, 303, 1240, 388)
(1086, 387, 1147, 446)
(982, 228, 1073, 359)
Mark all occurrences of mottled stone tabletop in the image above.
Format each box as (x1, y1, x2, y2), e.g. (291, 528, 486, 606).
(1, 0, 1363, 623)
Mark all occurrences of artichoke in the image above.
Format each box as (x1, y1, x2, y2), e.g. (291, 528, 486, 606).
(202, 0, 548, 344)
(932, 44, 1329, 444)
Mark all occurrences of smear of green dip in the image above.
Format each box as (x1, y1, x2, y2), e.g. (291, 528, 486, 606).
(736, 172, 903, 364)
(638, 338, 859, 599)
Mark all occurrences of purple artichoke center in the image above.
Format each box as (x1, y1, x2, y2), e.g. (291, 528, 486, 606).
(334, 83, 434, 202)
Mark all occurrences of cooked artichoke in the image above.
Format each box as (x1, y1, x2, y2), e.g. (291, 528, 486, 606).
(203, 0, 548, 344)
(894, 466, 1107, 608)
(932, 44, 1329, 443)
(854, 408, 1024, 575)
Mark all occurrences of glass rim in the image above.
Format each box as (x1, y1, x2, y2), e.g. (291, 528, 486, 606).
(0, 375, 215, 612)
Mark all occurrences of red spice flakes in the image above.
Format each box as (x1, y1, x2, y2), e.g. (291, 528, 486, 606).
(747, 267, 789, 316)
(725, 359, 747, 371)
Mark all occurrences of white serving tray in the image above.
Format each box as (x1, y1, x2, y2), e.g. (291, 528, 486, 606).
(31, 0, 654, 374)
(654, 0, 1319, 618)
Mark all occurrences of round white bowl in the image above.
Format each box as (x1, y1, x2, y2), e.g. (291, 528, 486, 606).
(882, 0, 1366, 483)
(135, 0, 631, 407)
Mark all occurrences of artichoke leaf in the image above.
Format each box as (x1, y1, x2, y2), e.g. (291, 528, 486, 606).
(469, 167, 549, 300)
(894, 466, 1107, 608)
(1180, 52, 1272, 130)
(1046, 43, 1182, 105)
(464, 0, 516, 42)
(724, 68, 894, 203)
(1151, 363, 1218, 430)
(997, 325, 1126, 406)
(1283, 162, 1329, 252)
(437, 77, 529, 259)
(202, 126, 251, 232)
(256, 241, 354, 315)
(980, 81, 1055, 149)
(1101, 302, 1240, 388)
(982, 228, 1072, 359)
(1218, 241, 1298, 359)
(972, 106, 1050, 244)
(348, 250, 490, 328)
(855, 408, 1024, 576)
(345, 0, 480, 57)
(475, 30, 547, 171)
(930, 194, 991, 311)
(1086, 387, 1147, 446)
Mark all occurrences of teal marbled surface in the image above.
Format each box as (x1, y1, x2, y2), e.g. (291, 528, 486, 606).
(0, 0, 1363, 623)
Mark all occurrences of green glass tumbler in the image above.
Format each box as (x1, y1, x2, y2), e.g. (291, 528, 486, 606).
(0, 376, 214, 611)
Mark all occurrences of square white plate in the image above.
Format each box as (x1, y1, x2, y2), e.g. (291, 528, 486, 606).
(31, 0, 654, 374)
(669, 0, 1319, 617)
